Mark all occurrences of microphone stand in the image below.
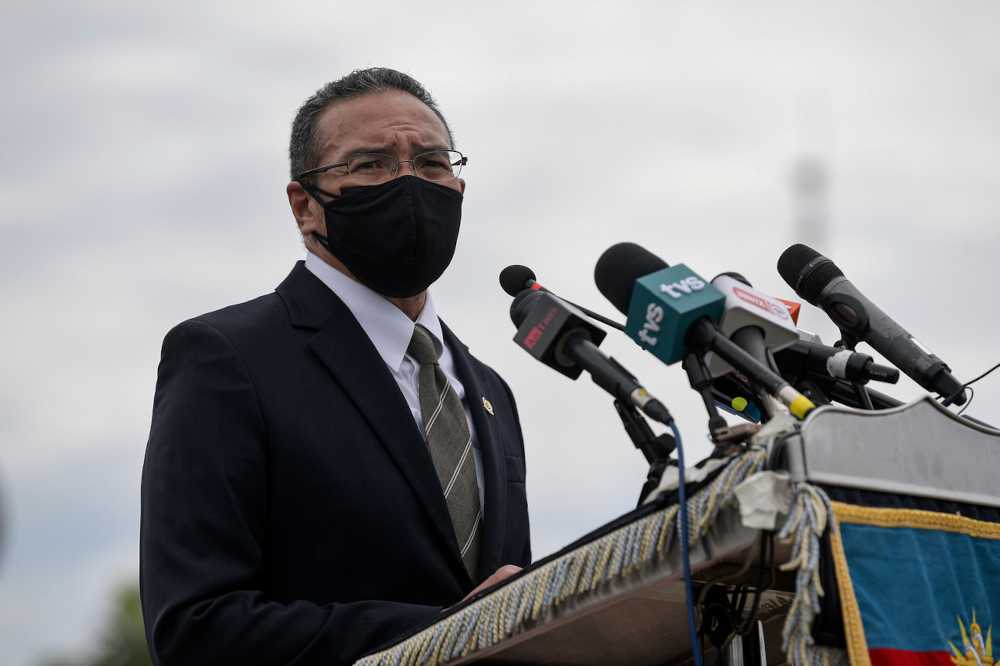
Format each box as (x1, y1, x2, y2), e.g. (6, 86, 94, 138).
(613, 400, 676, 506)
(683, 352, 762, 447)
(683, 353, 730, 439)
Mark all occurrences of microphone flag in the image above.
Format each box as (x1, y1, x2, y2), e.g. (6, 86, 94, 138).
(623, 264, 726, 366)
(512, 290, 607, 380)
(703, 274, 800, 377)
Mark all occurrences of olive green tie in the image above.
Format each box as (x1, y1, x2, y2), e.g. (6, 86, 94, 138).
(408, 324, 481, 581)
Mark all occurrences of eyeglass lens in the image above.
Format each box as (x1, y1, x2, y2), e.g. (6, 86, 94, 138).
(346, 151, 463, 183)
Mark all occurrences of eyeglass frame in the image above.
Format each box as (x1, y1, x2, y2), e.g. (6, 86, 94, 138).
(295, 149, 468, 184)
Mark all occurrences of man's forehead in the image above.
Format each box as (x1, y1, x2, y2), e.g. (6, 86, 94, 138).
(316, 91, 450, 157)
(348, 140, 452, 154)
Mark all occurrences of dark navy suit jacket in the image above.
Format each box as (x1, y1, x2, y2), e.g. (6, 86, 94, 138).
(140, 262, 531, 665)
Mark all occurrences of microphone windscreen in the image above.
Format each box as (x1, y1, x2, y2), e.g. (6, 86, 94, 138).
(594, 242, 670, 314)
(509, 289, 545, 327)
(777, 244, 844, 305)
(499, 265, 536, 296)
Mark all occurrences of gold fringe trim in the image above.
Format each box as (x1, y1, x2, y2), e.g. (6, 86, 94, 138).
(831, 502, 1000, 540)
(827, 520, 871, 666)
(354, 449, 768, 666)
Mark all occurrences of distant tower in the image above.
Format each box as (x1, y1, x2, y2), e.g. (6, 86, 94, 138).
(792, 89, 833, 251)
(792, 155, 829, 251)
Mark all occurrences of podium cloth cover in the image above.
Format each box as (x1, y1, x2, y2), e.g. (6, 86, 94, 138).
(829, 501, 1000, 666)
(793, 397, 1000, 666)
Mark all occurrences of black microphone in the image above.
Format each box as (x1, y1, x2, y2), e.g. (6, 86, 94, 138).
(500, 264, 625, 331)
(509, 289, 673, 425)
(774, 340, 900, 384)
(499, 265, 540, 295)
(777, 244, 965, 404)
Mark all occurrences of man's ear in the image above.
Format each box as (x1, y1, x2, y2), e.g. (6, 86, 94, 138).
(286, 181, 324, 237)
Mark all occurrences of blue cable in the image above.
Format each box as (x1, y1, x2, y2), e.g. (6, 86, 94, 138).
(670, 420, 703, 666)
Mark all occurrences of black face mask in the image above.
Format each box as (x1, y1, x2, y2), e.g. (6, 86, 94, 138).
(304, 176, 463, 299)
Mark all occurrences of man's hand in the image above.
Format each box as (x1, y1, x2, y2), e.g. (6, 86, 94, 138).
(447, 565, 522, 610)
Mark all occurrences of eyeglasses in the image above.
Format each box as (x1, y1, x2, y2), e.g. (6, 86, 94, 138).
(297, 150, 467, 185)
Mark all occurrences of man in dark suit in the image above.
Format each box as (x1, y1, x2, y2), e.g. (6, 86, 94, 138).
(140, 68, 531, 665)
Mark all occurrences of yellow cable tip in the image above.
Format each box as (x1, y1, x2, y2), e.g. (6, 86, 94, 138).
(790, 395, 816, 420)
(731, 397, 748, 411)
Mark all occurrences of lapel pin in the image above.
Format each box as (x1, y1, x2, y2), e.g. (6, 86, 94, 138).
(482, 397, 494, 415)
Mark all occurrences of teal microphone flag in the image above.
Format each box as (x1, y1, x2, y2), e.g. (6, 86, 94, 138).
(624, 264, 727, 365)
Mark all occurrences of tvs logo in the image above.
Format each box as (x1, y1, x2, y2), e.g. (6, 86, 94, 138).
(659, 276, 706, 300)
(733, 286, 789, 320)
(638, 302, 664, 346)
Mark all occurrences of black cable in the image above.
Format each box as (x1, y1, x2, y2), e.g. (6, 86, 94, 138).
(730, 581, 749, 620)
(964, 360, 1000, 388)
(714, 593, 744, 666)
(767, 432, 796, 471)
(733, 532, 770, 636)
(765, 532, 777, 593)
(957, 387, 976, 417)
(941, 360, 1000, 408)
(697, 539, 760, 608)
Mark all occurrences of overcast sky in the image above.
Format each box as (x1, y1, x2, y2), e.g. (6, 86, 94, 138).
(2, 2, 999, 663)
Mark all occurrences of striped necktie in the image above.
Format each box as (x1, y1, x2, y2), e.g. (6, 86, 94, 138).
(408, 324, 482, 581)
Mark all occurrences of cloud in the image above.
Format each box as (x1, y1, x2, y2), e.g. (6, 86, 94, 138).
(1, 1, 999, 663)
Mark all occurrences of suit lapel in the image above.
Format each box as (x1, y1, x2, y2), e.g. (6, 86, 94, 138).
(441, 321, 507, 582)
(276, 264, 469, 581)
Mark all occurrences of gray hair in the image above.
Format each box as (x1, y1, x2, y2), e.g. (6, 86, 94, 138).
(289, 67, 454, 182)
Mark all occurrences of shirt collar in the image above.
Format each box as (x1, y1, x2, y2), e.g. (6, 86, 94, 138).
(304, 252, 444, 371)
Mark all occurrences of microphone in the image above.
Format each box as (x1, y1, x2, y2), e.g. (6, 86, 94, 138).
(773, 340, 900, 385)
(711, 271, 803, 325)
(509, 289, 673, 425)
(594, 243, 816, 420)
(701, 273, 801, 377)
(500, 264, 625, 330)
(593, 243, 724, 365)
(707, 271, 896, 388)
(499, 264, 542, 295)
(777, 244, 966, 404)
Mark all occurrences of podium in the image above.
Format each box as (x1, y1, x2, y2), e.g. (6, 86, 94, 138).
(356, 397, 1000, 666)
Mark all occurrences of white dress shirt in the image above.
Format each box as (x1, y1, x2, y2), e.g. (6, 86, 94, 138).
(305, 252, 485, 509)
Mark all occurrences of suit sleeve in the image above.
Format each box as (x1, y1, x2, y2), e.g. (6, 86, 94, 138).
(140, 320, 441, 666)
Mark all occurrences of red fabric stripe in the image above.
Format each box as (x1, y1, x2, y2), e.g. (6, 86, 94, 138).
(870, 648, 954, 666)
